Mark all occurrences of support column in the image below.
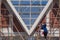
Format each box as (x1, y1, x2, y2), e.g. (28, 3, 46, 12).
(46, 10, 51, 40)
(0, 0, 2, 33)
(46, 10, 51, 31)
(59, 0, 60, 8)
(0, 0, 2, 40)
(0, 0, 1, 26)
(9, 14, 13, 40)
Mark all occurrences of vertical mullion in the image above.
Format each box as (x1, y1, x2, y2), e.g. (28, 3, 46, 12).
(19, 0, 20, 14)
(40, 0, 42, 12)
(30, 0, 31, 29)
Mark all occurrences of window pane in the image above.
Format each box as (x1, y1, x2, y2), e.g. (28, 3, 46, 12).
(11, 1, 19, 5)
(21, 0, 30, 1)
(31, 19, 36, 25)
(20, 13, 30, 18)
(31, 1, 40, 5)
(41, 1, 48, 5)
(11, 0, 19, 1)
(15, 7, 19, 12)
(20, 1, 30, 5)
(15, 7, 30, 13)
(31, 7, 44, 13)
(27, 26, 31, 29)
(31, 13, 39, 18)
(20, 7, 30, 13)
(23, 19, 30, 25)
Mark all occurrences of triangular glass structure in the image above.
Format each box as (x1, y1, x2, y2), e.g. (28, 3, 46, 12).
(6, 0, 53, 35)
(11, 0, 48, 29)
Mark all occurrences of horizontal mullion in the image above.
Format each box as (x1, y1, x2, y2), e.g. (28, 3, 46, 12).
(22, 18, 36, 19)
(14, 5, 45, 7)
(19, 12, 41, 13)
(11, 1, 48, 5)
(11, 0, 48, 1)
(27, 24, 32, 26)
(19, 12, 40, 14)
(13, 4, 45, 6)
(11, 0, 30, 1)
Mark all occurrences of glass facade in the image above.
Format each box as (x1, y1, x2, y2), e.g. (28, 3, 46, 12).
(11, 0, 48, 29)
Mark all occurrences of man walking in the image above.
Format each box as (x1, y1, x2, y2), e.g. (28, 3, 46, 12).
(41, 23, 48, 40)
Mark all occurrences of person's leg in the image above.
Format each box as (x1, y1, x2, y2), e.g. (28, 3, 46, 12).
(44, 32, 47, 39)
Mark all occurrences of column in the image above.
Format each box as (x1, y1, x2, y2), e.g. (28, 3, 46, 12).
(0, 0, 2, 40)
(59, 0, 60, 8)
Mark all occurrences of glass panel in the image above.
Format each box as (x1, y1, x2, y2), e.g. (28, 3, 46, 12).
(23, 19, 30, 25)
(20, 13, 30, 18)
(15, 7, 30, 13)
(21, 0, 30, 1)
(11, 1, 19, 5)
(31, 13, 39, 18)
(41, 1, 48, 5)
(31, 7, 44, 13)
(31, 1, 40, 5)
(20, 1, 30, 5)
(11, 0, 19, 1)
(31, 7, 40, 13)
(27, 26, 31, 29)
(20, 7, 30, 13)
(15, 7, 19, 12)
(31, 19, 36, 25)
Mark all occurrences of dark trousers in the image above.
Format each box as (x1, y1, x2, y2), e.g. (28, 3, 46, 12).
(44, 32, 48, 39)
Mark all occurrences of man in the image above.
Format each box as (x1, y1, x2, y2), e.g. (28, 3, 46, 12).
(41, 23, 48, 39)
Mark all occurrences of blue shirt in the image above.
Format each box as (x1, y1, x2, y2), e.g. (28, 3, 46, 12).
(41, 24, 48, 33)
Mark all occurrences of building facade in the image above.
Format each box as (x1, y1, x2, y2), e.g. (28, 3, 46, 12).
(0, 0, 60, 40)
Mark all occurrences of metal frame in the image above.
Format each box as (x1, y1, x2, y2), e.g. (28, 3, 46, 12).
(6, 0, 53, 35)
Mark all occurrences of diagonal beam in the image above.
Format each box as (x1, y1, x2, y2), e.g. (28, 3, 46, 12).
(13, 23, 25, 40)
